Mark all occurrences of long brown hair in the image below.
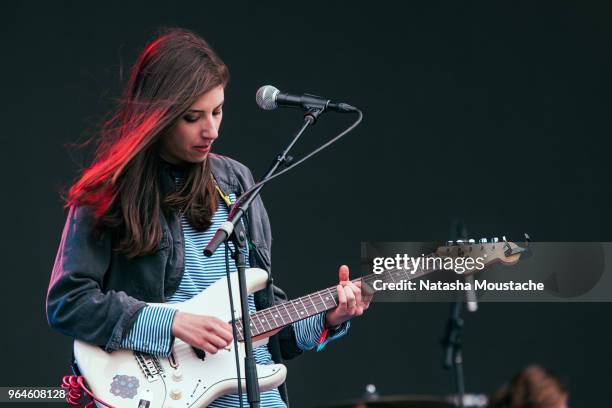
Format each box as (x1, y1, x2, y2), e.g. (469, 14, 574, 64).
(67, 27, 229, 258)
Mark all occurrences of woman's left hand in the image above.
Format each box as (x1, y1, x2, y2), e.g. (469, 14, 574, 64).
(325, 265, 373, 327)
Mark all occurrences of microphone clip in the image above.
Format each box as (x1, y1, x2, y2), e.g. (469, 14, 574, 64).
(304, 106, 325, 124)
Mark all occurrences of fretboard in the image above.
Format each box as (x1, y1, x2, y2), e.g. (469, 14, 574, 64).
(234, 286, 339, 341)
(234, 253, 437, 340)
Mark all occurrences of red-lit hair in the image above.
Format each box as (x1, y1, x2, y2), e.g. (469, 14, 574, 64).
(67, 27, 229, 258)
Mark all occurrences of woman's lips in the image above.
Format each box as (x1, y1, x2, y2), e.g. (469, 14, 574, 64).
(193, 145, 211, 153)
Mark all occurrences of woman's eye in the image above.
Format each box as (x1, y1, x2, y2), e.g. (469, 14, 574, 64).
(184, 115, 199, 123)
(213, 110, 222, 116)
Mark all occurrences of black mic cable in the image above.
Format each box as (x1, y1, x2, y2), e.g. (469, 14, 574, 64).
(228, 108, 363, 216)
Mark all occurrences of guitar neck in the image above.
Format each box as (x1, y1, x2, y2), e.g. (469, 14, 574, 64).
(234, 253, 437, 340)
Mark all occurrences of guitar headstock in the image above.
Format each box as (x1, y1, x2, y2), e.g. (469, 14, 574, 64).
(435, 234, 531, 272)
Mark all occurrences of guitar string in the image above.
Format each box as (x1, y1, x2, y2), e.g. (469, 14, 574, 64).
(233, 261, 438, 337)
(233, 247, 499, 337)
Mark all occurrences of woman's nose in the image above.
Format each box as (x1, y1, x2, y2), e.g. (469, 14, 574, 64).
(201, 119, 218, 139)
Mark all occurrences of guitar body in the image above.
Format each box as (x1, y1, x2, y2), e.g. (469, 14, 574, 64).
(73, 268, 287, 408)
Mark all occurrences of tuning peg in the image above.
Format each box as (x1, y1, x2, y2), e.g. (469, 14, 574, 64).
(479, 238, 488, 243)
(491, 237, 499, 243)
(524, 233, 531, 242)
(468, 239, 475, 244)
(456, 239, 465, 244)
(446, 240, 454, 246)
(502, 236, 507, 242)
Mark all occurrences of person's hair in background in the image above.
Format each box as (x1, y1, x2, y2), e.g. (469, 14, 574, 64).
(66, 27, 229, 258)
(490, 365, 568, 408)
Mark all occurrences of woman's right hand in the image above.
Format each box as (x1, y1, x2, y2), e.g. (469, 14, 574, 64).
(171, 311, 233, 354)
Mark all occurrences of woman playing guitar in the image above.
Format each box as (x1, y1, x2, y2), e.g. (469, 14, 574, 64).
(46, 27, 370, 407)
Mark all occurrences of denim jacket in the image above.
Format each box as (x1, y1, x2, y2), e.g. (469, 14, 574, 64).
(46, 154, 303, 402)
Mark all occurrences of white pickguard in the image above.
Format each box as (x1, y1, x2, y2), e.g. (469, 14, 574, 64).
(73, 268, 287, 408)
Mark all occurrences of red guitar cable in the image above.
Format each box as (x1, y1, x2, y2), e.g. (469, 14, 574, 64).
(61, 375, 116, 408)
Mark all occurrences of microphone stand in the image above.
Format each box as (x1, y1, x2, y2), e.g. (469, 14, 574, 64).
(442, 300, 466, 408)
(440, 220, 471, 408)
(204, 107, 324, 408)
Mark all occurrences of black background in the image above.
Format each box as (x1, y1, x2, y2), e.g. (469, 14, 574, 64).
(2, 1, 612, 406)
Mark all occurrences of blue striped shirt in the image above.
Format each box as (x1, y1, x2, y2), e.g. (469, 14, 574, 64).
(120, 186, 349, 407)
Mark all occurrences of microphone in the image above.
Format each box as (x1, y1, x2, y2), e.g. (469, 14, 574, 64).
(256, 85, 357, 113)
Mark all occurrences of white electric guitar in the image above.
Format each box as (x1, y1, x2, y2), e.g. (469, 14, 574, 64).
(73, 237, 529, 407)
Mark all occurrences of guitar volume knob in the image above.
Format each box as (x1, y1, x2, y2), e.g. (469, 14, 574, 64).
(170, 388, 182, 400)
(172, 369, 183, 382)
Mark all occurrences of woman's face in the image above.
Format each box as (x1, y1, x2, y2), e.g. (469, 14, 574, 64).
(159, 85, 224, 164)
